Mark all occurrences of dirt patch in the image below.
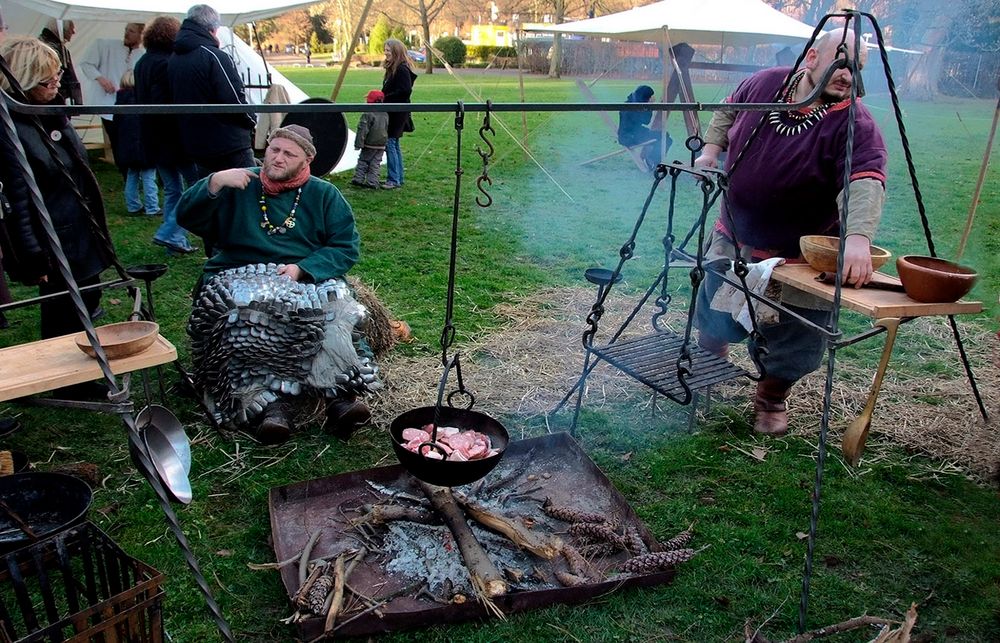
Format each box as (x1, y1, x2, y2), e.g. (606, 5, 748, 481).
(372, 286, 1000, 481)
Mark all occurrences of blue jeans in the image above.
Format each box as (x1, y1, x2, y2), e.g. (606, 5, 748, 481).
(153, 163, 199, 250)
(125, 168, 160, 214)
(385, 138, 403, 185)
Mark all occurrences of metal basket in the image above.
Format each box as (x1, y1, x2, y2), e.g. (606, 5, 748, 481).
(0, 522, 164, 642)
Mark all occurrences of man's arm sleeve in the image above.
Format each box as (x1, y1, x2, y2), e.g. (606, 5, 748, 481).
(176, 177, 220, 240)
(296, 190, 360, 282)
(839, 177, 886, 241)
(703, 108, 736, 149)
(77, 43, 103, 80)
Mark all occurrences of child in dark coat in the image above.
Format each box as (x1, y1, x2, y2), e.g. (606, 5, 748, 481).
(350, 90, 389, 189)
(115, 70, 160, 215)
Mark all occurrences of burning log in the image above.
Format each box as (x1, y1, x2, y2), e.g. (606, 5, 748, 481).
(417, 482, 508, 599)
(453, 491, 563, 560)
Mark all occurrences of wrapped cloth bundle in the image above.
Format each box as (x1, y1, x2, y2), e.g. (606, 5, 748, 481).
(188, 263, 382, 427)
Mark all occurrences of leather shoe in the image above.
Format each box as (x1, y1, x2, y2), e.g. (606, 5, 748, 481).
(325, 398, 371, 440)
(256, 403, 293, 445)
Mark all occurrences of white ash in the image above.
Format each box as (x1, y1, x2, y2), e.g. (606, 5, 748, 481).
(382, 521, 548, 595)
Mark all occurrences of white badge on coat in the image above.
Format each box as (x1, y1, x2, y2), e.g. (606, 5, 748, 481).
(50, 130, 62, 142)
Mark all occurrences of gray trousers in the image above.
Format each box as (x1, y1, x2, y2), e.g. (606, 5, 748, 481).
(693, 231, 831, 382)
(353, 147, 385, 186)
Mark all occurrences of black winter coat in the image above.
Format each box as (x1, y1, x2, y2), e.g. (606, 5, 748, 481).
(0, 113, 113, 285)
(167, 19, 255, 161)
(113, 88, 150, 169)
(134, 46, 187, 167)
(382, 65, 417, 139)
(39, 28, 83, 106)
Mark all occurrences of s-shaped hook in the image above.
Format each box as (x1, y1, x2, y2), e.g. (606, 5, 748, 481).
(476, 100, 496, 207)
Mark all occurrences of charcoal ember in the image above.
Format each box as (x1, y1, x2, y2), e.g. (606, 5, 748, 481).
(621, 549, 697, 574)
(187, 265, 382, 426)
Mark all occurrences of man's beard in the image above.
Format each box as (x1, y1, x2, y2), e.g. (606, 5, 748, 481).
(263, 162, 299, 182)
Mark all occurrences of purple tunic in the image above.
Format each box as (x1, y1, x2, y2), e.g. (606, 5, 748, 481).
(717, 67, 887, 258)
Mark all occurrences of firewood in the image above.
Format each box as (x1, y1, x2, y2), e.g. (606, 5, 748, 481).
(354, 503, 438, 526)
(297, 529, 323, 588)
(417, 481, 508, 599)
(323, 555, 346, 632)
(453, 491, 563, 559)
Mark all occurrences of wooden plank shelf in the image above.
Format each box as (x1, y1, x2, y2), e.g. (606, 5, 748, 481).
(590, 331, 748, 402)
(771, 264, 983, 319)
(0, 333, 177, 402)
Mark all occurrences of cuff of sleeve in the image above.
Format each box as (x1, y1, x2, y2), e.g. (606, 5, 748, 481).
(842, 178, 886, 240)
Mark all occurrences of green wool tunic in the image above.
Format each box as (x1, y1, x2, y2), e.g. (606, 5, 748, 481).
(177, 168, 360, 282)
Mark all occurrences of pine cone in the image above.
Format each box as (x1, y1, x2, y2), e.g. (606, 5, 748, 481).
(621, 549, 697, 574)
(304, 574, 334, 614)
(579, 542, 617, 558)
(561, 545, 593, 580)
(660, 527, 694, 551)
(624, 526, 647, 556)
(568, 522, 625, 548)
(542, 498, 608, 525)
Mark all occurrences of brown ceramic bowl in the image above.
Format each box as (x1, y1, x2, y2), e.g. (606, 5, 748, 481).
(896, 255, 978, 303)
(75, 321, 159, 360)
(799, 235, 892, 273)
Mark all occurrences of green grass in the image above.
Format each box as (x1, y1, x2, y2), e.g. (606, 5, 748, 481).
(0, 67, 998, 641)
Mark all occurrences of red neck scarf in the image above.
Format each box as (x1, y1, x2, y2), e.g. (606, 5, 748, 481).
(260, 163, 312, 196)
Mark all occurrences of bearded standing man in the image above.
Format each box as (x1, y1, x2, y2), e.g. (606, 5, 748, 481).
(693, 28, 888, 436)
(78, 22, 144, 158)
(178, 125, 372, 443)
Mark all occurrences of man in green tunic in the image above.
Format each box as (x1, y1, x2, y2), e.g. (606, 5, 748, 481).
(179, 125, 375, 443)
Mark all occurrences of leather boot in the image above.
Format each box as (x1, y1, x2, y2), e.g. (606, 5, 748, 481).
(698, 332, 729, 359)
(256, 402, 294, 445)
(753, 377, 793, 436)
(325, 397, 371, 441)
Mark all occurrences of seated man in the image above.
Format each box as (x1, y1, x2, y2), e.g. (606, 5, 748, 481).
(178, 125, 378, 444)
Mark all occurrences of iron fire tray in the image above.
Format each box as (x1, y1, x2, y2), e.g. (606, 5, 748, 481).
(268, 432, 674, 639)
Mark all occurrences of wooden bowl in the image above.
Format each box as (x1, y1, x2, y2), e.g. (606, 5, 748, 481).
(75, 321, 159, 360)
(799, 235, 891, 273)
(896, 255, 977, 303)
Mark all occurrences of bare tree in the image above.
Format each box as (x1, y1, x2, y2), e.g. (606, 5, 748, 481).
(398, 0, 449, 73)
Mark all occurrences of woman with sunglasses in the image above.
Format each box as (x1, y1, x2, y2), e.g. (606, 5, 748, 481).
(0, 36, 114, 341)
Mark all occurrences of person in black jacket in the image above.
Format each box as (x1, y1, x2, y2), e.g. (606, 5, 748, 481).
(114, 70, 161, 216)
(380, 38, 417, 190)
(37, 18, 82, 106)
(134, 15, 199, 254)
(0, 37, 114, 339)
(618, 84, 671, 171)
(167, 4, 255, 177)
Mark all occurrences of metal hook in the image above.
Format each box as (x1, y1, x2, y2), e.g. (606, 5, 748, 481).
(475, 100, 496, 208)
(454, 100, 465, 131)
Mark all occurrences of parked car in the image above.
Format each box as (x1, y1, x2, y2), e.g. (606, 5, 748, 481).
(408, 49, 426, 63)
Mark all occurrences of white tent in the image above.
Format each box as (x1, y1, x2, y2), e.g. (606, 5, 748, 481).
(524, 0, 815, 48)
(4, 0, 360, 173)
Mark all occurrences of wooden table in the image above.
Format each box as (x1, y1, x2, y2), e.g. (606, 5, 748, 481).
(771, 264, 982, 319)
(0, 333, 177, 403)
(771, 264, 983, 464)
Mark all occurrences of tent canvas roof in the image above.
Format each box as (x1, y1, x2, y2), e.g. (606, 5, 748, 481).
(4, 0, 319, 26)
(524, 0, 815, 48)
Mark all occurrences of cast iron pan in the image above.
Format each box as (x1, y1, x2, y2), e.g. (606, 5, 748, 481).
(280, 98, 348, 176)
(0, 472, 92, 553)
(390, 406, 509, 488)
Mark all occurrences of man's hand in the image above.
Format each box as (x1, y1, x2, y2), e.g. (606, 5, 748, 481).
(841, 234, 873, 288)
(277, 264, 304, 282)
(208, 169, 255, 195)
(694, 143, 723, 170)
(97, 76, 116, 94)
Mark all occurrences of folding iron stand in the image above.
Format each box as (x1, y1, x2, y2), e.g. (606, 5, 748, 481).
(557, 10, 989, 634)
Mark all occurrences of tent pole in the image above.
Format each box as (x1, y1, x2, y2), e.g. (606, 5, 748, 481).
(660, 27, 670, 162)
(515, 28, 529, 156)
(330, 0, 375, 102)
